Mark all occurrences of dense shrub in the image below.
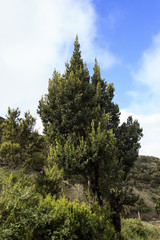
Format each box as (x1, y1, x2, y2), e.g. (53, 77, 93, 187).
(0, 173, 39, 240)
(0, 172, 117, 240)
(32, 197, 117, 240)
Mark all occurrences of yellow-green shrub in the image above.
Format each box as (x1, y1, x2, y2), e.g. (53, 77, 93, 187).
(0, 172, 117, 240)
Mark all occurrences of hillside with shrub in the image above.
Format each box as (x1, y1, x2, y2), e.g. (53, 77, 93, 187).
(0, 37, 160, 239)
(125, 155, 160, 222)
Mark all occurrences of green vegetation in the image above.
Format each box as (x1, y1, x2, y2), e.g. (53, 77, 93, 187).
(125, 156, 160, 221)
(121, 218, 160, 240)
(0, 116, 4, 144)
(0, 116, 4, 125)
(0, 169, 117, 240)
(38, 35, 142, 233)
(0, 36, 159, 239)
(0, 108, 47, 169)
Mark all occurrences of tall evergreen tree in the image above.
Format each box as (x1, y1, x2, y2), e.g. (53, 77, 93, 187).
(91, 58, 120, 130)
(38, 36, 93, 141)
(38, 36, 143, 233)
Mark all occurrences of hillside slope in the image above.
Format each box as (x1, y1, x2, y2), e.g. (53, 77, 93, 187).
(126, 155, 160, 221)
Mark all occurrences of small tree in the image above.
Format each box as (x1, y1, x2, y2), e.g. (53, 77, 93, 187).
(0, 107, 47, 169)
(38, 36, 143, 233)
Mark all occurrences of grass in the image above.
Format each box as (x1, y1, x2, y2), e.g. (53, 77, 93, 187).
(121, 218, 160, 240)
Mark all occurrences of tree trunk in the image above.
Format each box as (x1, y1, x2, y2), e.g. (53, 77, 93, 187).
(108, 192, 122, 233)
(87, 162, 103, 206)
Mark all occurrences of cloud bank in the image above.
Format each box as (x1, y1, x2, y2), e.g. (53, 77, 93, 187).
(0, 0, 116, 117)
(129, 34, 160, 115)
(125, 33, 160, 157)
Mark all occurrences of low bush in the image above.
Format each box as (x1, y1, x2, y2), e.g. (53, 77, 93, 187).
(0, 172, 117, 240)
(121, 218, 160, 240)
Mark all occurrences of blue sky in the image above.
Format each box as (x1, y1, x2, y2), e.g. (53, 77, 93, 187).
(1, 0, 160, 157)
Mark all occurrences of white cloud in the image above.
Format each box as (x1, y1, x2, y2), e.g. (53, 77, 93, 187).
(129, 33, 160, 115)
(0, 0, 117, 117)
(121, 110, 160, 158)
(133, 34, 160, 93)
(123, 33, 160, 157)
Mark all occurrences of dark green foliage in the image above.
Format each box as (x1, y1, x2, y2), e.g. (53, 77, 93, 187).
(0, 116, 5, 143)
(51, 114, 119, 206)
(0, 107, 47, 169)
(38, 37, 94, 141)
(156, 198, 160, 214)
(91, 58, 120, 130)
(0, 116, 4, 143)
(38, 36, 143, 233)
(116, 116, 143, 178)
(0, 116, 4, 124)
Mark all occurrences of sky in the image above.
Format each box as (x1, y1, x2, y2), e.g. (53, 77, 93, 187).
(1, 0, 160, 157)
